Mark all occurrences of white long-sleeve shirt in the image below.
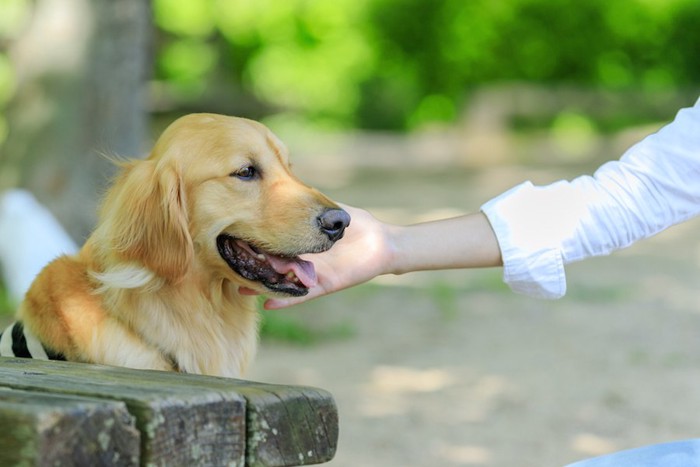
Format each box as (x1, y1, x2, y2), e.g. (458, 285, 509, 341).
(481, 97, 700, 299)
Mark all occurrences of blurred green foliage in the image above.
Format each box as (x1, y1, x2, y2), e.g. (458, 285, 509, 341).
(0, 0, 698, 137)
(153, 0, 700, 130)
(260, 310, 355, 345)
(0, 282, 12, 316)
(0, 0, 27, 147)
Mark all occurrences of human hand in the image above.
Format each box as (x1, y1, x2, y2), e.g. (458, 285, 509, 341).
(264, 204, 393, 309)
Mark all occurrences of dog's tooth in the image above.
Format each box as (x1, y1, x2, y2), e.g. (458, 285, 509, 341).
(256, 253, 266, 261)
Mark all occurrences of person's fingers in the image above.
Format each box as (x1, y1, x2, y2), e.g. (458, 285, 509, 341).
(264, 290, 321, 309)
(263, 297, 303, 310)
(264, 204, 382, 310)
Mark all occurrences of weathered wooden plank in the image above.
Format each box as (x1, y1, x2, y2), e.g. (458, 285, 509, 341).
(0, 387, 140, 467)
(240, 385, 338, 467)
(0, 357, 247, 466)
(105, 374, 339, 466)
(0, 357, 339, 466)
(103, 373, 340, 466)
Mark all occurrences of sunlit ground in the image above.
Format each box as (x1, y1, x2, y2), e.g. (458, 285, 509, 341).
(250, 127, 700, 466)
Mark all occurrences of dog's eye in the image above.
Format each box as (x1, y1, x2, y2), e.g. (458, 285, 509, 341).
(231, 166, 258, 181)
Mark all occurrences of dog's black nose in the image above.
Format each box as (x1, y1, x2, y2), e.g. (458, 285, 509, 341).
(318, 208, 350, 242)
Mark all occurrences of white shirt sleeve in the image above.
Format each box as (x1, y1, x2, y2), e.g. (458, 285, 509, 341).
(481, 97, 700, 299)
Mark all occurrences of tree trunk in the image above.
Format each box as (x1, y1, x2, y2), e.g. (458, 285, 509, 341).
(1, 0, 151, 242)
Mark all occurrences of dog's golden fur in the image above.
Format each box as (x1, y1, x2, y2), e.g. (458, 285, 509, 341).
(17, 114, 346, 377)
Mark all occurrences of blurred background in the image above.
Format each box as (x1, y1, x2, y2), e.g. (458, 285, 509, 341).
(1, 0, 700, 465)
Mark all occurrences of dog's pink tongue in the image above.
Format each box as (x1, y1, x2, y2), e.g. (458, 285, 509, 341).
(267, 255, 318, 288)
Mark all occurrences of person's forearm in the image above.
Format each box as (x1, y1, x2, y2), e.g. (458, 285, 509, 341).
(386, 212, 503, 275)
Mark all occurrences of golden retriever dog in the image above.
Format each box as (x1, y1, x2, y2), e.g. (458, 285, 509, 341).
(0, 114, 349, 377)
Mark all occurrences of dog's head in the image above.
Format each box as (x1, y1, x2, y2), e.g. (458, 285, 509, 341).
(98, 114, 349, 297)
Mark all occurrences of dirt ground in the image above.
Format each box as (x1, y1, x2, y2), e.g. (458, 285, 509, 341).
(248, 159, 700, 467)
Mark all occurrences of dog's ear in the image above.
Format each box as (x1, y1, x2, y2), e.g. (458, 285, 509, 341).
(102, 159, 193, 283)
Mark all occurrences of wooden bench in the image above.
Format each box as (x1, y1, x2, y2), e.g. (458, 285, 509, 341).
(0, 357, 338, 466)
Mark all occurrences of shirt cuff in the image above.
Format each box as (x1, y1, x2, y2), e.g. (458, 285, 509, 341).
(481, 182, 567, 299)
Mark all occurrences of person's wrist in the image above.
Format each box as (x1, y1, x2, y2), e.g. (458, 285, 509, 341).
(384, 223, 406, 276)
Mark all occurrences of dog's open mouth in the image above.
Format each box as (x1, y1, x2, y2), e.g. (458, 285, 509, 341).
(216, 234, 317, 296)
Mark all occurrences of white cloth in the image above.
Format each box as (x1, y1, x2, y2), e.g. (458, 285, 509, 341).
(481, 97, 700, 299)
(0, 190, 78, 303)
